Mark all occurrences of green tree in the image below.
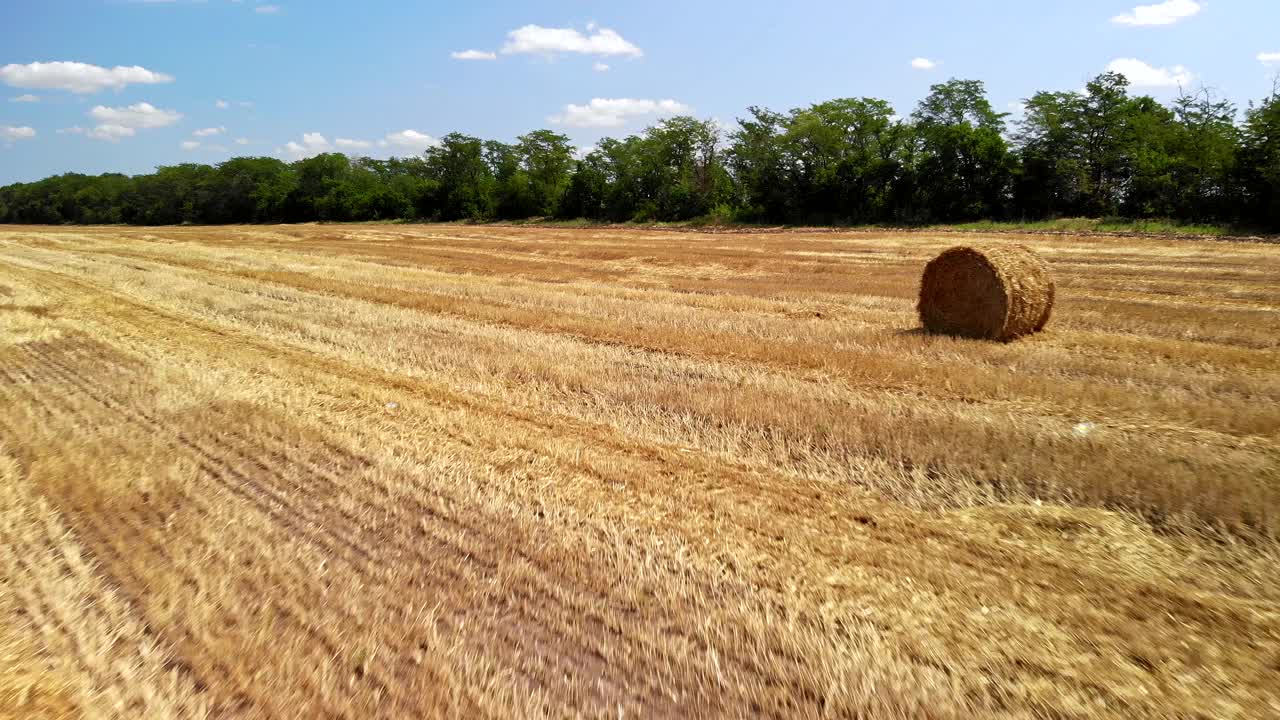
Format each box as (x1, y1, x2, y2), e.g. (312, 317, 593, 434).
(727, 107, 790, 220)
(484, 140, 536, 219)
(424, 133, 495, 220)
(1014, 91, 1089, 217)
(336, 158, 412, 220)
(1167, 88, 1240, 220)
(559, 149, 610, 220)
(1238, 87, 1280, 228)
(784, 98, 905, 222)
(204, 157, 296, 223)
(3, 71, 1279, 229)
(285, 153, 352, 221)
(635, 116, 732, 220)
(597, 136, 646, 221)
(125, 164, 214, 225)
(517, 130, 575, 216)
(1121, 96, 1179, 218)
(911, 79, 1013, 221)
(1077, 72, 1137, 216)
(382, 155, 441, 219)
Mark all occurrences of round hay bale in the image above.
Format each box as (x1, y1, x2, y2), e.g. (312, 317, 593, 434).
(917, 244, 1055, 341)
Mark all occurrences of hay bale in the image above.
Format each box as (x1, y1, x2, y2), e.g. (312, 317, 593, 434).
(917, 244, 1054, 341)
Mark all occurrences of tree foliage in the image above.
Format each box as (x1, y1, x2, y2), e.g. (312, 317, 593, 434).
(2, 73, 1278, 230)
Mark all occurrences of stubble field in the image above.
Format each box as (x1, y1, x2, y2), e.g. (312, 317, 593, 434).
(1, 223, 1278, 719)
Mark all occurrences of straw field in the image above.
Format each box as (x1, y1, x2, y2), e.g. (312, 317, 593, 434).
(1, 224, 1277, 718)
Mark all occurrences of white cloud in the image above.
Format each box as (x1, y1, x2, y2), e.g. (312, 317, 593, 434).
(89, 102, 182, 129)
(1259, 52, 1280, 66)
(0, 61, 173, 94)
(255, 4, 281, 14)
(381, 129, 438, 153)
(550, 98, 689, 128)
(59, 122, 134, 141)
(9, 94, 39, 103)
(192, 126, 225, 137)
(86, 124, 135, 141)
(1105, 57, 1194, 88)
(451, 50, 497, 61)
(572, 144, 596, 161)
(280, 129, 440, 159)
(1, 125, 36, 143)
(235, 137, 250, 145)
(66, 102, 182, 142)
(910, 57, 937, 70)
(279, 132, 332, 159)
(215, 99, 230, 109)
(1111, 0, 1201, 26)
(182, 139, 230, 153)
(593, 62, 611, 72)
(502, 25, 642, 58)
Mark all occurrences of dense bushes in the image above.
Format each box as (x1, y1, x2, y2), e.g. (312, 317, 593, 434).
(2, 73, 1277, 230)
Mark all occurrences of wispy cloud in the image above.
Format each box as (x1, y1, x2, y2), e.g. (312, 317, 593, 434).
(1, 125, 37, 143)
(1111, 0, 1201, 26)
(451, 50, 497, 61)
(335, 137, 372, 151)
(550, 98, 688, 128)
(910, 57, 937, 70)
(63, 124, 136, 142)
(278, 129, 440, 159)
(182, 139, 228, 152)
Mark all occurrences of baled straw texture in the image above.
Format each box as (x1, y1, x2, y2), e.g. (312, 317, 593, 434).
(917, 244, 1055, 341)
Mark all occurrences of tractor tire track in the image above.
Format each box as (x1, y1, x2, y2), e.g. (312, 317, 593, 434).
(21, 346, 394, 713)
(27, 341, 691, 716)
(21, 333, 830, 716)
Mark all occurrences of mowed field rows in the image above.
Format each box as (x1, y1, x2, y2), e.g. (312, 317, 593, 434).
(1, 224, 1278, 719)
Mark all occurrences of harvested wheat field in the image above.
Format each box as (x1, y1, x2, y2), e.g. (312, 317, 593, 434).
(1, 224, 1278, 719)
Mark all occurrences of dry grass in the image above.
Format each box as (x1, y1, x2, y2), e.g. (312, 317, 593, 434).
(0, 224, 1277, 718)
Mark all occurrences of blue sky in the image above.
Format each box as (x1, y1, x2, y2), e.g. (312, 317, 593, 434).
(2, 0, 1278, 184)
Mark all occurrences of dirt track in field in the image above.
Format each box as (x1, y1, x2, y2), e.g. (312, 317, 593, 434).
(1, 224, 1278, 718)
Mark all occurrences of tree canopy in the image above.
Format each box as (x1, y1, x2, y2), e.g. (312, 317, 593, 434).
(3, 73, 1277, 230)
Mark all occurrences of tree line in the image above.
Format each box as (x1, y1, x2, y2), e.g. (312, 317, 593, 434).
(2, 73, 1277, 230)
